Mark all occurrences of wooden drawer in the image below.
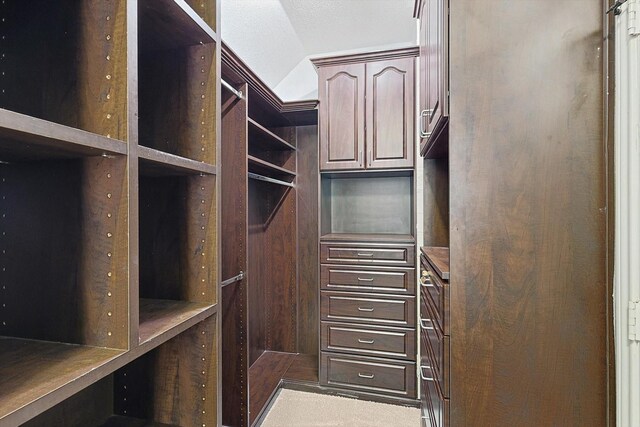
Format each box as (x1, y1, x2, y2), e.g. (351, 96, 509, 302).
(422, 363, 450, 427)
(321, 242, 416, 267)
(321, 264, 416, 295)
(321, 352, 416, 398)
(321, 322, 416, 361)
(421, 299, 450, 397)
(420, 255, 449, 334)
(321, 291, 416, 327)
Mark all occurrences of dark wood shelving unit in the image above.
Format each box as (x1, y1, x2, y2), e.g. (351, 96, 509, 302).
(221, 43, 319, 427)
(0, 0, 221, 425)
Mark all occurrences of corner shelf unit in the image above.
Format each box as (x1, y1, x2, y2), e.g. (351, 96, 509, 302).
(220, 43, 318, 427)
(0, 1, 221, 426)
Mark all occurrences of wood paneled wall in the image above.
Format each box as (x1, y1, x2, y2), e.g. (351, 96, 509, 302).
(448, 0, 609, 425)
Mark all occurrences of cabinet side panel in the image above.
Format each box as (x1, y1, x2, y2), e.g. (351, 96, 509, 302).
(449, 0, 607, 424)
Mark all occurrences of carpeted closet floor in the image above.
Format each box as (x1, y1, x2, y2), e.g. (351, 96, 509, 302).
(260, 389, 421, 427)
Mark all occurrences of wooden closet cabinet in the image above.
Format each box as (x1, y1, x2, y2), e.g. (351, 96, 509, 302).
(314, 49, 417, 171)
(417, 0, 449, 158)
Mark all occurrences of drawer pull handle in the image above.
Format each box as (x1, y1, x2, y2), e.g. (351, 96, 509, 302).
(358, 338, 375, 344)
(357, 252, 374, 257)
(420, 365, 435, 381)
(357, 277, 374, 282)
(420, 318, 434, 330)
(358, 307, 375, 312)
(358, 372, 375, 379)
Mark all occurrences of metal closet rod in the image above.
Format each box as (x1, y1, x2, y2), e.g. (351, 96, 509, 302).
(248, 172, 295, 188)
(221, 271, 245, 287)
(221, 79, 244, 100)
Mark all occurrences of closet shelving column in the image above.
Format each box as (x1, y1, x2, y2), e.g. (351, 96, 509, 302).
(136, 0, 219, 344)
(0, 1, 130, 424)
(0, 0, 221, 425)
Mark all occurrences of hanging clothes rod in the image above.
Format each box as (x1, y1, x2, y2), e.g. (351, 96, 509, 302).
(221, 271, 245, 288)
(221, 79, 244, 100)
(248, 172, 295, 188)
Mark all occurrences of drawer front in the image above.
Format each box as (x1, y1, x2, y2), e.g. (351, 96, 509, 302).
(321, 291, 416, 327)
(322, 265, 416, 295)
(421, 256, 449, 334)
(321, 352, 416, 398)
(321, 322, 416, 360)
(421, 301, 450, 397)
(321, 243, 416, 267)
(423, 365, 450, 427)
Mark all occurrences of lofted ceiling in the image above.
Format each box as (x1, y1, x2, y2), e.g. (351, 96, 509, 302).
(221, 0, 416, 101)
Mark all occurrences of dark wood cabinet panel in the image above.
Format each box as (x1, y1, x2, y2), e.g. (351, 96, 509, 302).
(315, 49, 417, 171)
(321, 352, 416, 398)
(365, 58, 415, 169)
(447, 0, 609, 424)
(321, 322, 416, 361)
(321, 291, 415, 328)
(418, 0, 449, 158)
(321, 242, 416, 267)
(321, 265, 416, 295)
(318, 63, 365, 171)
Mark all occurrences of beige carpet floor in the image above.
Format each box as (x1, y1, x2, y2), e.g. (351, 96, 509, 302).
(260, 389, 421, 427)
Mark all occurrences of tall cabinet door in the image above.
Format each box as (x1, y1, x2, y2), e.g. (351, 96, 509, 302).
(366, 58, 415, 169)
(426, 0, 448, 139)
(319, 63, 366, 171)
(419, 0, 430, 143)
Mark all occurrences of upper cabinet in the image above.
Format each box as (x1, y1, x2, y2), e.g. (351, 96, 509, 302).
(318, 63, 366, 170)
(314, 49, 417, 171)
(418, 0, 449, 158)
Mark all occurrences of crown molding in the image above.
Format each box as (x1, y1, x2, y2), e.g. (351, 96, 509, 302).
(221, 42, 318, 125)
(310, 46, 419, 68)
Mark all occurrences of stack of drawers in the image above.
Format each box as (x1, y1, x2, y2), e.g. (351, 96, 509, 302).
(319, 237, 417, 399)
(420, 247, 450, 427)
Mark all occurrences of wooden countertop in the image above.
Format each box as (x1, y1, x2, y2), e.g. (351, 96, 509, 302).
(421, 246, 449, 280)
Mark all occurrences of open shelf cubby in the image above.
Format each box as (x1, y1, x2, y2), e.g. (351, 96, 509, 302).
(22, 317, 218, 427)
(138, 0, 217, 163)
(0, 0, 128, 140)
(321, 172, 414, 237)
(0, 150, 129, 422)
(247, 118, 296, 182)
(138, 169, 217, 344)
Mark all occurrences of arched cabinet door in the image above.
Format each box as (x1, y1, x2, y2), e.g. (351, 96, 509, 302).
(318, 63, 366, 171)
(365, 58, 415, 169)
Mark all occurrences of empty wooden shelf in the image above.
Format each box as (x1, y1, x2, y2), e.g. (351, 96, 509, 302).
(248, 155, 295, 180)
(138, 146, 217, 176)
(139, 0, 217, 51)
(138, 299, 215, 345)
(0, 338, 123, 426)
(248, 118, 296, 152)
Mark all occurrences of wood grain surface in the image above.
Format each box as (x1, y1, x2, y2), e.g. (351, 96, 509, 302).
(449, 0, 609, 424)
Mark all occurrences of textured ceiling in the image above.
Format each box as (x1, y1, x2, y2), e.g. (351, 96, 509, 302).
(221, 0, 416, 101)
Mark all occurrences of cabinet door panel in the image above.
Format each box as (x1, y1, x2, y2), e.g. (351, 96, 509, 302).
(366, 58, 415, 169)
(319, 63, 365, 171)
(419, 0, 430, 143)
(426, 0, 442, 136)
